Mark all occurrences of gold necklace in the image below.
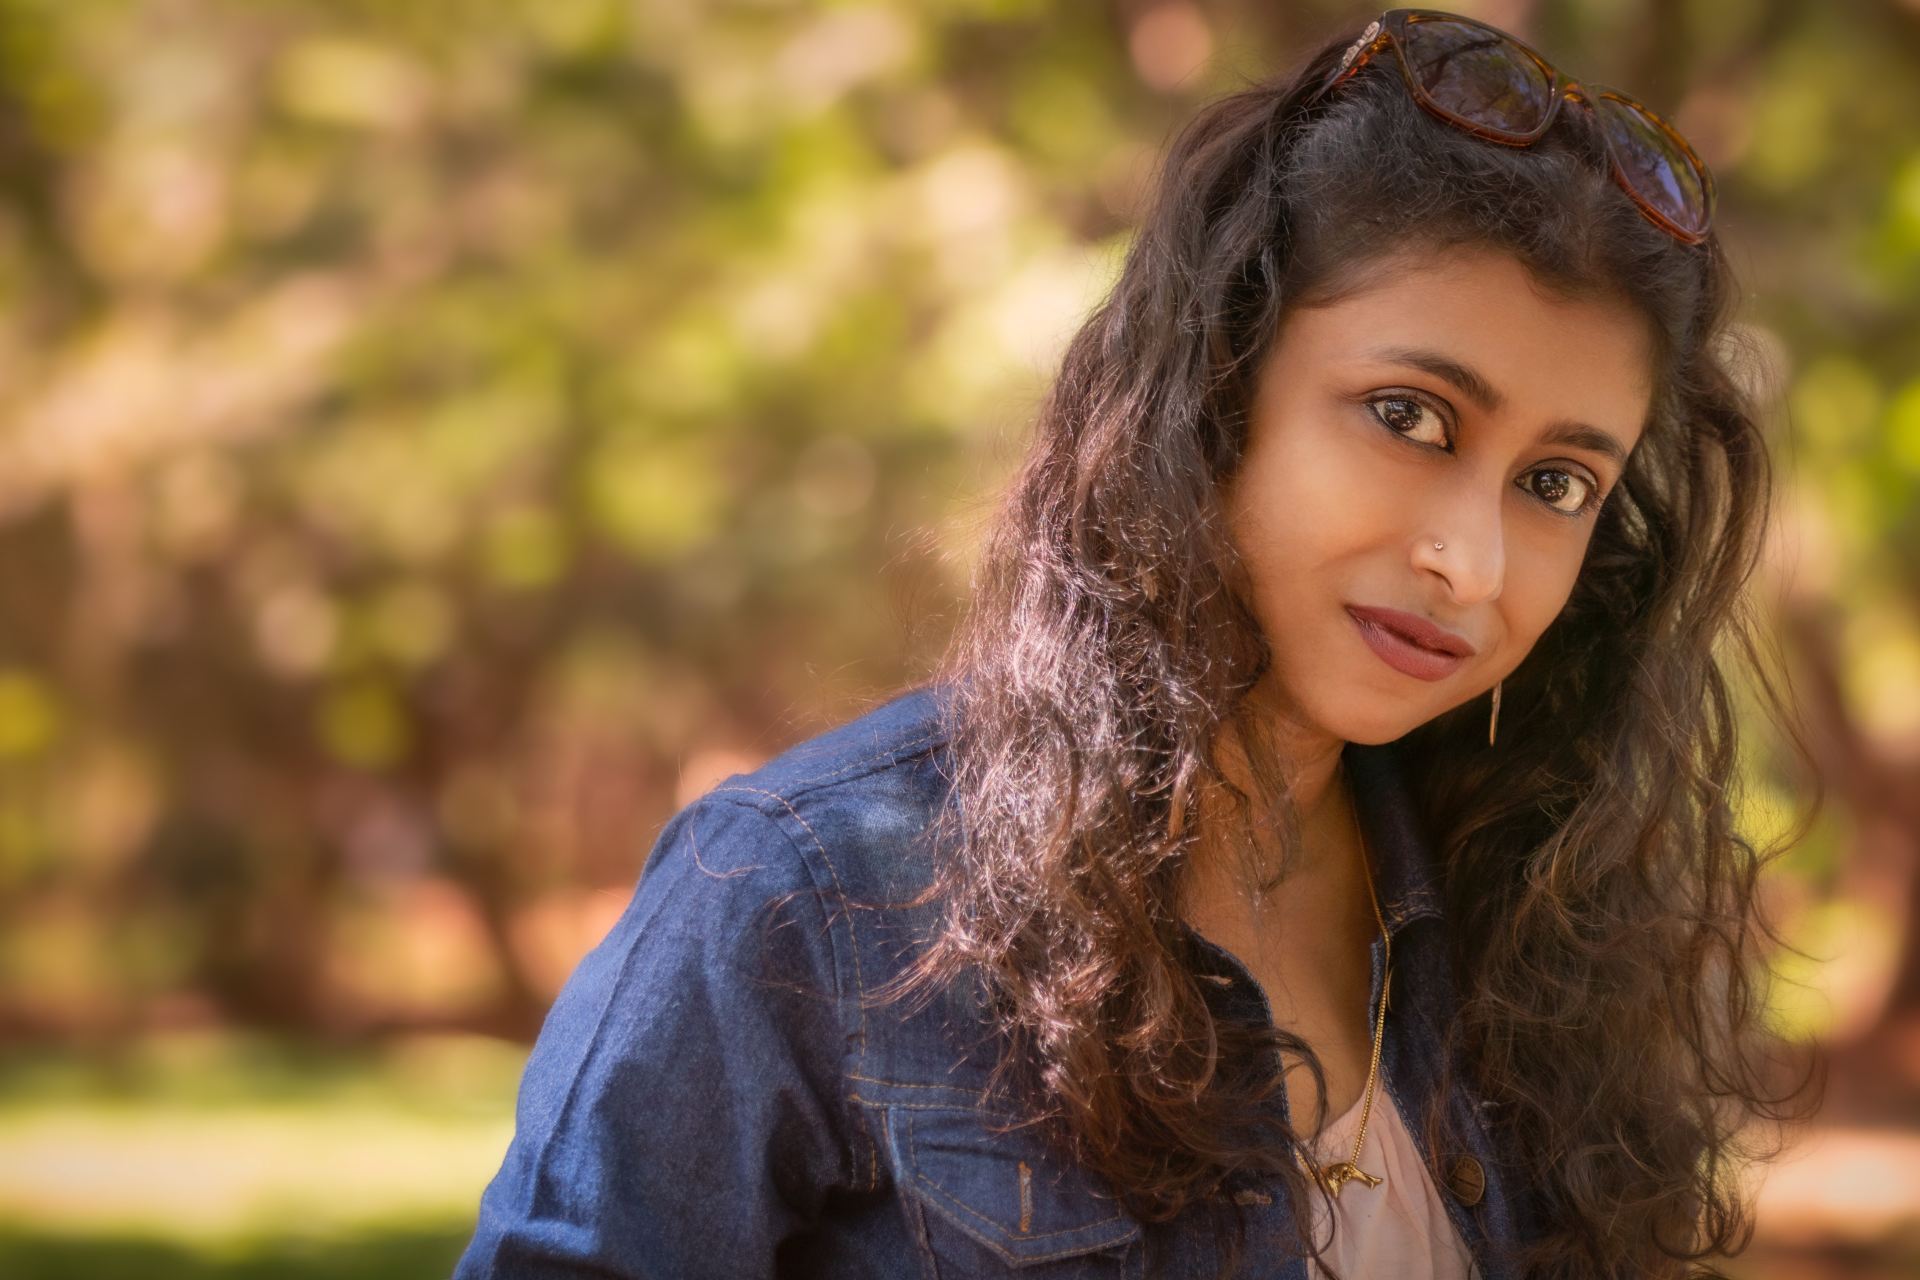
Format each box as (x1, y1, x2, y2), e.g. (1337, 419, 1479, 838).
(1299, 770, 1390, 1198)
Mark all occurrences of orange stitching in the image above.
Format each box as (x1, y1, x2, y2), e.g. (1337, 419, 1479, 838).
(1018, 1161, 1033, 1234)
(903, 1111, 1125, 1240)
(846, 1073, 987, 1093)
(848, 1093, 1025, 1120)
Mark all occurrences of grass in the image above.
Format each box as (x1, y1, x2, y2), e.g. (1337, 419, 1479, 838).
(0, 1222, 475, 1280)
(0, 1031, 527, 1280)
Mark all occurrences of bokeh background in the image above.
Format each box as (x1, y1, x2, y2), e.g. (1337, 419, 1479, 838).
(0, 0, 1913, 1276)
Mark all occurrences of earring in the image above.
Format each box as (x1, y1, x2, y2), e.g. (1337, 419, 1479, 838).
(1488, 679, 1502, 746)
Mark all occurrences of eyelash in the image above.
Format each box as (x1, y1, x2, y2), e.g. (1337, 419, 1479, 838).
(1362, 391, 1604, 520)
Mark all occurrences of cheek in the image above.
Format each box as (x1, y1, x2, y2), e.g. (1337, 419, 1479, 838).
(1228, 416, 1378, 560)
(1497, 554, 1584, 661)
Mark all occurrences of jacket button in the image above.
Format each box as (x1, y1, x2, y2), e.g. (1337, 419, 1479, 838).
(1444, 1155, 1486, 1207)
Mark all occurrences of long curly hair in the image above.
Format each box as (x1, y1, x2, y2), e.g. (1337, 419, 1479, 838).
(879, 22, 1822, 1280)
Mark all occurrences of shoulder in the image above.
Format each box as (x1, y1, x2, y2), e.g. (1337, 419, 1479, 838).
(483, 686, 958, 1187)
(666, 680, 1015, 1082)
(459, 691, 960, 1274)
(720, 681, 952, 801)
(685, 690, 1155, 1269)
(680, 681, 957, 912)
(621, 680, 961, 1075)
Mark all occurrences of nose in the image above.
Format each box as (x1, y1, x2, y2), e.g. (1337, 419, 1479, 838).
(1412, 483, 1505, 606)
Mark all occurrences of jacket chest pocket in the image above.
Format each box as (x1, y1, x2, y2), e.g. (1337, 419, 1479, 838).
(884, 1103, 1146, 1279)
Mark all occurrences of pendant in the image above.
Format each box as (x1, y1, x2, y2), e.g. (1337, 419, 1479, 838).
(1317, 1161, 1383, 1196)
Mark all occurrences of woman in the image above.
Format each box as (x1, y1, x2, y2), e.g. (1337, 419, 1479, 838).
(457, 10, 1817, 1278)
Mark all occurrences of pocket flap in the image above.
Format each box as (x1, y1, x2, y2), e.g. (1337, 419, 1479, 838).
(891, 1104, 1143, 1266)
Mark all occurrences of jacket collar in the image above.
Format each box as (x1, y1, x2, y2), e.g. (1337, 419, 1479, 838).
(1343, 737, 1444, 937)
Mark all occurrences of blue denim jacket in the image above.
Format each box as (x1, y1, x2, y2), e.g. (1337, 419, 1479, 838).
(456, 682, 1542, 1278)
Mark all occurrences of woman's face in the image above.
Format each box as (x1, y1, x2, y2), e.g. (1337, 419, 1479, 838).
(1225, 243, 1654, 748)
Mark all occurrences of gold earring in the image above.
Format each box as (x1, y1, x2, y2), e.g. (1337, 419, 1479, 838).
(1488, 679, 1502, 746)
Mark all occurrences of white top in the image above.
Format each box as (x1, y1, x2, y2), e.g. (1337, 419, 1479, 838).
(1305, 1088, 1475, 1279)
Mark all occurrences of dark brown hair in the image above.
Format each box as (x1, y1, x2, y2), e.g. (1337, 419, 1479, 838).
(881, 22, 1822, 1280)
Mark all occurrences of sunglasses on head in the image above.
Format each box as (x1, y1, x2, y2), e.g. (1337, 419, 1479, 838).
(1305, 8, 1716, 246)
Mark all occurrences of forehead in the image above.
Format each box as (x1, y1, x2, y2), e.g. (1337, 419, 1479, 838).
(1276, 245, 1656, 441)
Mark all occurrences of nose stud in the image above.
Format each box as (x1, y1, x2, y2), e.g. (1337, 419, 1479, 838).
(1433, 541, 1444, 550)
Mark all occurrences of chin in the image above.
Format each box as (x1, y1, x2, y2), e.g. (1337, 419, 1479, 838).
(1307, 696, 1419, 749)
(1336, 716, 1418, 748)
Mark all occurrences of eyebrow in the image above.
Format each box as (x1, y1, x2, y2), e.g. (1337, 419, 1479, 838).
(1362, 344, 1633, 470)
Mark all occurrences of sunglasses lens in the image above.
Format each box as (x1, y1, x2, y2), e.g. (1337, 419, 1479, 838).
(1400, 17, 1554, 135)
(1594, 95, 1711, 237)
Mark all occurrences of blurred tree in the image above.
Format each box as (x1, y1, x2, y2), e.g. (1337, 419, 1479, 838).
(0, 2, 1905, 1119)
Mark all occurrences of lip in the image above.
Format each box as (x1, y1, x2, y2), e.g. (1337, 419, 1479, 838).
(1346, 605, 1477, 657)
(1346, 605, 1474, 682)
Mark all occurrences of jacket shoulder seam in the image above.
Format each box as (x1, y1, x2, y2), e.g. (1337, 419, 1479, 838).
(760, 728, 948, 803)
(704, 785, 885, 1191)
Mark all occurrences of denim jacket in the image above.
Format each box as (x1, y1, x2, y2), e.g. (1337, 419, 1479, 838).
(456, 682, 1543, 1278)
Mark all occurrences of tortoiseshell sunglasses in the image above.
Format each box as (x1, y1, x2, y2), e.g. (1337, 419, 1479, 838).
(1306, 8, 1716, 246)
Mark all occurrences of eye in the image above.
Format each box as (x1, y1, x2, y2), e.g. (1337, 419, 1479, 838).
(1364, 392, 1606, 521)
(1364, 393, 1450, 448)
(1523, 467, 1601, 518)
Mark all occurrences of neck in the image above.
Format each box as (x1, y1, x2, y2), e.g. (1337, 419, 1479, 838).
(1175, 714, 1381, 1014)
(1209, 710, 1350, 869)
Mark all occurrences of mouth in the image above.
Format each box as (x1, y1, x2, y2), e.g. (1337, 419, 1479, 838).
(1345, 605, 1473, 682)
(1345, 604, 1477, 657)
